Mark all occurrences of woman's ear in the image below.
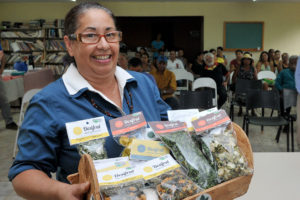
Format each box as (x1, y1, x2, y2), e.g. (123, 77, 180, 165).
(64, 35, 74, 57)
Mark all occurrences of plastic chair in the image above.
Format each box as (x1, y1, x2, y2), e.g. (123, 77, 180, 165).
(257, 71, 276, 80)
(192, 77, 217, 107)
(13, 88, 42, 159)
(179, 90, 214, 110)
(275, 88, 298, 151)
(171, 69, 194, 95)
(243, 89, 290, 151)
(229, 79, 262, 121)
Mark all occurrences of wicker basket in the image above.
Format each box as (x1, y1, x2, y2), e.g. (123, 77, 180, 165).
(67, 122, 254, 200)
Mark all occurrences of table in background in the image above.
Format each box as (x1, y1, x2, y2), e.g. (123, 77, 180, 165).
(2, 77, 24, 102)
(237, 152, 300, 200)
(2, 68, 55, 102)
(23, 68, 55, 93)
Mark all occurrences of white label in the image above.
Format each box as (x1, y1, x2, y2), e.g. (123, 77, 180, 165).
(141, 154, 180, 180)
(65, 116, 109, 145)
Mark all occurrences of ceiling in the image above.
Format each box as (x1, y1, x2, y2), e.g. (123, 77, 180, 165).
(1, 0, 300, 2)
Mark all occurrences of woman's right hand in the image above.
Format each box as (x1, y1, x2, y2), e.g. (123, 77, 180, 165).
(59, 182, 90, 200)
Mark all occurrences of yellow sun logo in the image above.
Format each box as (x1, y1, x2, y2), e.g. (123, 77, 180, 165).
(102, 175, 113, 181)
(143, 166, 153, 173)
(73, 127, 82, 135)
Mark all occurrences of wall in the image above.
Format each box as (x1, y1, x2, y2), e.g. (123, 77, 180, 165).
(1, 1, 300, 62)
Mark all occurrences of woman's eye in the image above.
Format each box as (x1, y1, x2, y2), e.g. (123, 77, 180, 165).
(106, 32, 115, 38)
(85, 33, 97, 38)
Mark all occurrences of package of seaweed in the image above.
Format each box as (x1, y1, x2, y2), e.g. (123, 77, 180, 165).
(97, 165, 145, 199)
(191, 109, 253, 182)
(142, 154, 202, 200)
(148, 121, 218, 189)
(65, 116, 109, 160)
(94, 157, 130, 173)
(109, 112, 147, 157)
(167, 108, 217, 133)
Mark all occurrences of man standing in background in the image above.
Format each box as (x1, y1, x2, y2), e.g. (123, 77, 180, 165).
(0, 44, 18, 130)
(295, 56, 300, 148)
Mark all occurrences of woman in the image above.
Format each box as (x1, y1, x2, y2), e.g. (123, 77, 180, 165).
(272, 50, 282, 74)
(232, 53, 258, 116)
(280, 52, 289, 70)
(141, 52, 154, 72)
(9, 3, 170, 199)
(256, 51, 274, 90)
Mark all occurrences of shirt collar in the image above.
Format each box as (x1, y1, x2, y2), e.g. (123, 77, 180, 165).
(62, 63, 133, 106)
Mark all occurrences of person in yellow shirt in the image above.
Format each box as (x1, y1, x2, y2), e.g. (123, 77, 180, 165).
(150, 56, 179, 109)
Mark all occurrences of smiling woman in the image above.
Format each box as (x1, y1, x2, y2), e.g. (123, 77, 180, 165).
(8, 2, 170, 200)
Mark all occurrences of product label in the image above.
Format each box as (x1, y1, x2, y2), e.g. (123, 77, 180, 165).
(191, 109, 230, 133)
(109, 112, 147, 136)
(130, 139, 169, 161)
(148, 121, 187, 134)
(65, 116, 109, 145)
(167, 109, 199, 131)
(94, 157, 130, 173)
(141, 154, 181, 180)
(168, 108, 217, 131)
(97, 166, 142, 186)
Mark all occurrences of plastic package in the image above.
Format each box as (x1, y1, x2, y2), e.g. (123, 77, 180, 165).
(149, 121, 218, 189)
(65, 117, 109, 160)
(97, 166, 145, 199)
(191, 109, 253, 182)
(142, 154, 202, 200)
(109, 112, 147, 156)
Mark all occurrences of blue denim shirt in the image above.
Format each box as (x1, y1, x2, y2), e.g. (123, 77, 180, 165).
(8, 67, 170, 183)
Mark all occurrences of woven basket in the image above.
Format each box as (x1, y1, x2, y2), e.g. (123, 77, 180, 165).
(67, 122, 253, 200)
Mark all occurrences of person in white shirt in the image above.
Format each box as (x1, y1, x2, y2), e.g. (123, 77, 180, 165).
(166, 49, 184, 70)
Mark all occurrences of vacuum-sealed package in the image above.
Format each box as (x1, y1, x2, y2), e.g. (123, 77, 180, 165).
(109, 112, 147, 156)
(65, 116, 109, 160)
(97, 165, 145, 199)
(142, 154, 202, 200)
(129, 139, 169, 161)
(149, 121, 218, 189)
(191, 109, 253, 182)
(94, 157, 130, 173)
(167, 108, 217, 133)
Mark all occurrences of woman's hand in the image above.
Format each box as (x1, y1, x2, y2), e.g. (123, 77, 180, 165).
(59, 182, 90, 200)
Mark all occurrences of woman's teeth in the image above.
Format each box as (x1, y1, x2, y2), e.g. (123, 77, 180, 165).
(94, 55, 110, 60)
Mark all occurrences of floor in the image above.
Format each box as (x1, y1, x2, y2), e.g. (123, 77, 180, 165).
(0, 103, 299, 199)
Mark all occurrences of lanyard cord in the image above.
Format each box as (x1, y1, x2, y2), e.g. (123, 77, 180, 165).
(83, 87, 133, 118)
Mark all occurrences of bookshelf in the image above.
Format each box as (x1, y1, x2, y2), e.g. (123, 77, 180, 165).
(0, 27, 67, 77)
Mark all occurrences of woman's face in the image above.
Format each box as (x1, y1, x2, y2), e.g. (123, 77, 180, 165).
(243, 58, 251, 66)
(141, 54, 148, 64)
(262, 53, 268, 61)
(65, 8, 119, 80)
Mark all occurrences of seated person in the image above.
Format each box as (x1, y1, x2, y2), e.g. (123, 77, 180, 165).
(275, 55, 297, 132)
(177, 48, 188, 69)
(201, 52, 229, 109)
(232, 52, 258, 116)
(166, 50, 184, 70)
(191, 51, 205, 78)
(117, 52, 128, 70)
(256, 51, 275, 90)
(150, 56, 179, 110)
(128, 57, 156, 83)
(216, 46, 228, 66)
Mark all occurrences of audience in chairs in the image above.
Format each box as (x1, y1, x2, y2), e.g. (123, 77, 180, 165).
(201, 52, 229, 109)
(256, 51, 275, 90)
(166, 49, 185, 70)
(275, 55, 297, 132)
(150, 56, 179, 109)
(232, 52, 258, 116)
